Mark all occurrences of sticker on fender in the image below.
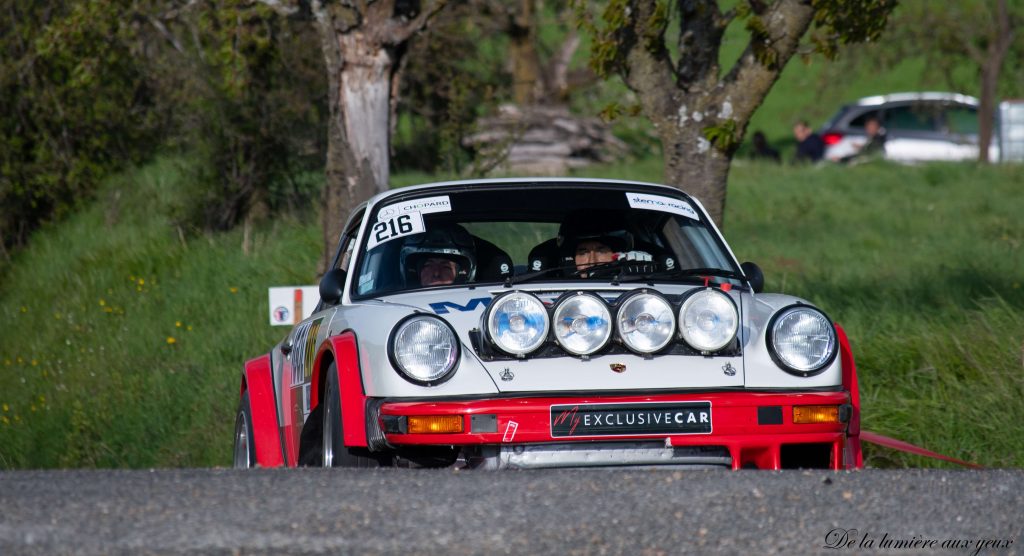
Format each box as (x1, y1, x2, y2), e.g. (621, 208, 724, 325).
(626, 192, 699, 221)
(367, 211, 425, 249)
(550, 402, 711, 437)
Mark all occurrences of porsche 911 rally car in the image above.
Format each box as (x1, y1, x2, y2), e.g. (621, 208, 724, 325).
(234, 179, 863, 470)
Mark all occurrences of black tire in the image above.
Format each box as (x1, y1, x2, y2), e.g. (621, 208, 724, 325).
(233, 392, 256, 469)
(320, 362, 391, 468)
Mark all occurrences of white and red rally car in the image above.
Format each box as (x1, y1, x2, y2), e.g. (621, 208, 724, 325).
(234, 179, 862, 470)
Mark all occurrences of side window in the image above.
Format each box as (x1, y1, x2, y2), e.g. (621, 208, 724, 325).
(848, 110, 881, 129)
(334, 209, 365, 272)
(946, 105, 979, 135)
(885, 103, 941, 132)
(337, 236, 357, 272)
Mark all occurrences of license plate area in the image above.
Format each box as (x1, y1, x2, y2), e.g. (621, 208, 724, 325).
(550, 401, 712, 438)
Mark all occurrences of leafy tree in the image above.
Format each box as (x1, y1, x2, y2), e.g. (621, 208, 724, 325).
(0, 0, 158, 255)
(575, 0, 896, 225)
(153, 1, 328, 236)
(883, 0, 1018, 163)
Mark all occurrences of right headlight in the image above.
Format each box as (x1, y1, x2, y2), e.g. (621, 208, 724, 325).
(767, 306, 837, 376)
(485, 291, 550, 356)
(390, 315, 460, 385)
(678, 288, 738, 353)
(616, 290, 676, 354)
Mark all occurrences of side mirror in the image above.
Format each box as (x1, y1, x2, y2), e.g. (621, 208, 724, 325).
(740, 262, 764, 294)
(319, 269, 347, 306)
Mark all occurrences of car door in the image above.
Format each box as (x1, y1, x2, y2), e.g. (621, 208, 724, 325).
(882, 101, 953, 162)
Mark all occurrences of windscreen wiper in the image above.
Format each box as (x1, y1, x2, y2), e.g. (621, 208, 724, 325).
(504, 264, 579, 286)
(617, 267, 744, 284)
(504, 259, 635, 287)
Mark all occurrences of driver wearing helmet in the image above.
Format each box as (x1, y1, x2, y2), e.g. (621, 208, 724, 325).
(400, 224, 477, 287)
(558, 215, 653, 277)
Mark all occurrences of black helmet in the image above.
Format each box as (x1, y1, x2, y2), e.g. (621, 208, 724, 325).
(400, 224, 477, 285)
(557, 211, 633, 257)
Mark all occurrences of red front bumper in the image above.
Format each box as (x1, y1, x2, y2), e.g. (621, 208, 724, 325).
(379, 390, 857, 470)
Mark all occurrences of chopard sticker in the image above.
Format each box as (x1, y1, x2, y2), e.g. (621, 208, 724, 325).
(367, 211, 425, 249)
(377, 195, 451, 221)
(626, 192, 699, 221)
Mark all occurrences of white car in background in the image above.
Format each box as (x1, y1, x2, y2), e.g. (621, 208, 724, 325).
(820, 92, 999, 163)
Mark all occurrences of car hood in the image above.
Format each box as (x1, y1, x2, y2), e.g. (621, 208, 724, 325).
(333, 283, 843, 398)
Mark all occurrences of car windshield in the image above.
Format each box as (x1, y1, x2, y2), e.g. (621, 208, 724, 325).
(352, 184, 740, 298)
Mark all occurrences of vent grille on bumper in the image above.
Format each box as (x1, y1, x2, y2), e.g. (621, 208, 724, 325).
(365, 398, 390, 452)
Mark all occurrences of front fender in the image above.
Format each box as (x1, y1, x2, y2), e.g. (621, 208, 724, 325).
(836, 323, 863, 469)
(242, 354, 285, 467)
(312, 331, 369, 449)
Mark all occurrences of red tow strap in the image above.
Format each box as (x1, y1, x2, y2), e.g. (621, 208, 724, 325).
(860, 431, 983, 469)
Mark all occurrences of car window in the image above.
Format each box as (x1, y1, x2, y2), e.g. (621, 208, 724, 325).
(848, 110, 882, 130)
(885, 103, 941, 132)
(946, 105, 979, 134)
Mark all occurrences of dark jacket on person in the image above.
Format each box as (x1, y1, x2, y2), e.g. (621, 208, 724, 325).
(795, 133, 825, 163)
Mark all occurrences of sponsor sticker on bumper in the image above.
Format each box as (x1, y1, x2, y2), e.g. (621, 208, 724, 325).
(551, 402, 712, 437)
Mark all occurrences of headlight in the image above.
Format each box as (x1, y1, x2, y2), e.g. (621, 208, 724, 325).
(678, 289, 738, 353)
(552, 292, 612, 356)
(616, 290, 676, 354)
(768, 306, 837, 376)
(485, 292, 550, 356)
(390, 316, 459, 384)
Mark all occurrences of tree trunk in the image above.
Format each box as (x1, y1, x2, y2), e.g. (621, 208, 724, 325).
(315, 25, 392, 273)
(662, 124, 732, 225)
(978, 60, 999, 164)
(510, 0, 543, 105)
(976, 0, 1013, 164)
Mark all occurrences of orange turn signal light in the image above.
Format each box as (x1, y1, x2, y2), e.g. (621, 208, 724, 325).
(407, 415, 464, 434)
(793, 405, 840, 424)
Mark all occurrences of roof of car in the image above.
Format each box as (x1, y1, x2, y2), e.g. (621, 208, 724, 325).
(367, 177, 686, 206)
(853, 91, 979, 107)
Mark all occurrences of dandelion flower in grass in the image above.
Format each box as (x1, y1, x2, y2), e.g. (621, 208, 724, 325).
(2, 404, 8, 412)
(30, 359, 37, 366)
(187, 325, 193, 331)
(175, 321, 182, 328)
(1, 416, 8, 425)
(99, 299, 106, 306)
(166, 336, 177, 345)
(20, 306, 27, 313)
(138, 278, 145, 286)
(230, 287, 239, 294)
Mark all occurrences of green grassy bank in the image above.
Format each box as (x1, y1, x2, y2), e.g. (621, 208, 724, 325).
(1, 157, 1022, 469)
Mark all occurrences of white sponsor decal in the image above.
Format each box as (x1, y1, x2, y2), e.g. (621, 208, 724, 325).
(502, 420, 519, 443)
(268, 286, 319, 326)
(367, 211, 425, 249)
(377, 195, 451, 221)
(626, 192, 699, 221)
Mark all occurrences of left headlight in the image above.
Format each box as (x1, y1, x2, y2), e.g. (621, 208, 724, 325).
(767, 306, 837, 376)
(390, 316, 460, 385)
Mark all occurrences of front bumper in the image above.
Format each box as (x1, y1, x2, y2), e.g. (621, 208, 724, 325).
(377, 391, 855, 470)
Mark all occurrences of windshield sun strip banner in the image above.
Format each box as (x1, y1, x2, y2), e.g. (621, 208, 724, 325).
(626, 192, 699, 221)
(376, 195, 452, 221)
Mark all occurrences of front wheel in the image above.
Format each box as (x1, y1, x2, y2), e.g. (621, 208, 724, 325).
(321, 362, 391, 468)
(233, 392, 256, 469)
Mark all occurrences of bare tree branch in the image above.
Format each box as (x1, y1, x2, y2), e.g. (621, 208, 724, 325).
(383, 0, 448, 45)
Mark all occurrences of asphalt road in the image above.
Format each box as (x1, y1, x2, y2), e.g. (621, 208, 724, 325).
(0, 468, 1021, 555)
